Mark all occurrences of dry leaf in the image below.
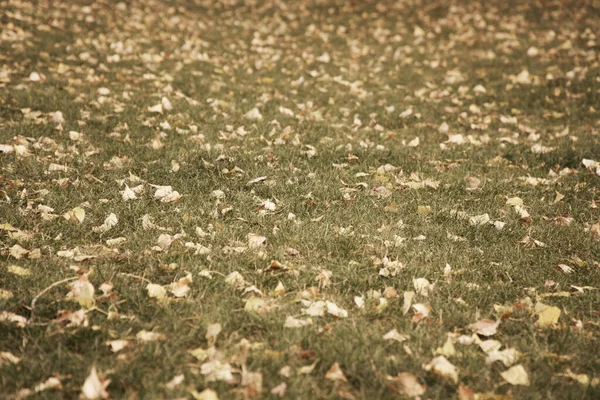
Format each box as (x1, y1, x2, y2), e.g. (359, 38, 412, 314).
(325, 362, 348, 382)
(468, 319, 500, 336)
(383, 329, 409, 343)
(81, 366, 110, 399)
(536, 306, 561, 327)
(146, 283, 167, 300)
(423, 356, 458, 384)
(501, 364, 530, 386)
(271, 382, 287, 397)
(284, 316, 313, 328)
(386, 372, 426, 397)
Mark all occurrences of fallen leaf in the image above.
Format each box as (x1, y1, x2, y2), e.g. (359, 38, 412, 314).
(81, 366, 110, 399)
(7, 265, 31, 276)
(423, 356, 458, 384)
(271, 382, 287, 397)
(106, 340, 130, 353)
(403, 291, 415, 315)
(136, 330, 166, 342)
(190, 388, 219, 400)
(92, 213, 118, 233)
(165, 374, 184, 390)
(205, 323, 222, 347)
(383, 329, 409, 343)
(468, 319, 500, 336)
(536, 306, 561, 327)
(386, 372, 427, 397)
(325, 362, 348, 382)
(501, 364, 530, 386)
(63, 207, 86, 223)
(67, 276, 95, 309)
(146, 283, 167, 301)
(284, 316, 313, 328)
(326, 301, 348, 318)
(485, 348, 520, 367)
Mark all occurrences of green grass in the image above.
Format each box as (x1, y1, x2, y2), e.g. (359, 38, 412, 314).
(1, 0, 600, 399)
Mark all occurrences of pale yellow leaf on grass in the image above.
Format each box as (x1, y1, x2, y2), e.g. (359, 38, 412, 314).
(200, 359, 236, 383)
(7, 265, 31, 276)
(206, 323, 222, 345)
(382, 329, 409, 343)
(68, 277, 95, 309)
(284, 316, 313, 328)
(554, 191, 565, 203)
(241, 368, 263, 395)
(469, 213, 490, 226)
(485, 348, 520, 367)
(106, 340, 130, 353)
(0, 222, 17, 231)
(269, 281, 286, 297)
(33, 376, 62, 393)
(435, 337, 456, 357)
(244, 297, 271, 314)
(92, 213, 118, 233)
(303, 301, 327, 317)
(354, 296, 365, 309)
(190, 388, 219, 400)
(0, 289, 14, 300)
(63, 207, 85, 223)
(121, 185, 138, 201)
(247, 233, 266, 249)
(81, 366, 110, 400)
(326, 301, 348, 318)
(9, 244, 29, 259)
(168, 273, 193, 298)
(165, 374, 184, 390)
(501, 364, 530, 386)
(136, 330, 166, 342)
(479, 340, 502, 354)
(0, 351, 21, 365)
(271, 382, 287, 397)
(413, 278, 433, 296)
(412, 303, 431, 317)
(423, 356, 458, 384)
(146, 283, 167, 300)
(189, 347, 209, 362)
(325, 362, 347, 382)
(225, 271, 247, 289)
(0, 310, 26, 327)
(537, 306, 561, 327)
(386, 372, 427, 398)
(298, 359, 319, 375)
(468, 319, 500, 336)
(105, 237, 126, 247)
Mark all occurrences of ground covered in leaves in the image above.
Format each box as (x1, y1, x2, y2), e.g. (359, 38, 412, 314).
(1, 0, 600, 398)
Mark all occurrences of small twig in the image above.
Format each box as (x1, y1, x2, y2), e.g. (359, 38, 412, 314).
(29, 277, 79, 323)
(118, 272, 151, 284)
(89, 306, 108, 316)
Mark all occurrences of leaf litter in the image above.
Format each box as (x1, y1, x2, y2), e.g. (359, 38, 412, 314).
(0, 0, 599, 398)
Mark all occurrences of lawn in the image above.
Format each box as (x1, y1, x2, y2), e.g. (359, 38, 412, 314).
(1, 0, 600, 398)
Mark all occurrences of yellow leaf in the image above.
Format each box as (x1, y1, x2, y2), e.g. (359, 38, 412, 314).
(0, 222, 17, 231)
(537, 306, 561, 327)
(325, 362, 347, 382)
(7, 265, 31, 276)
(435, 337, 456, 357)
(146, 283, 167, 300)
(501, 364, 530, 386)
